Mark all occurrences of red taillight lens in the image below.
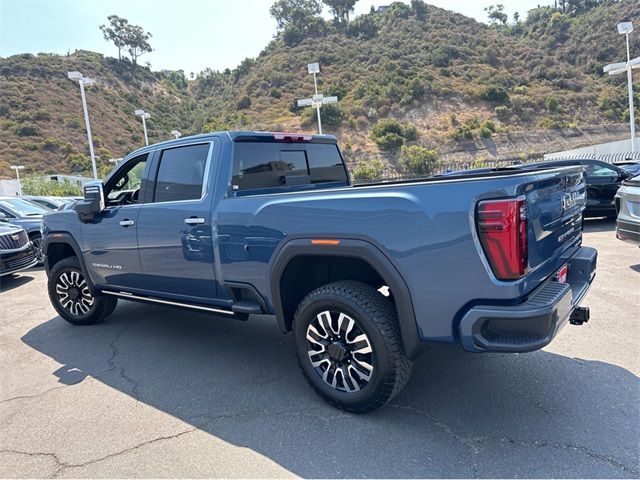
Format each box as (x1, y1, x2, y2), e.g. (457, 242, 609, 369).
(477, 199, 528, 280)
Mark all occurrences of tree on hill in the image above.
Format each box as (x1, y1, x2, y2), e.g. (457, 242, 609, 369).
(125, 24, 152, 66)
(484, 4, 508, 27)
(270, 0, 325, 45)
(323, 0, 358, 26)
(100, 15, 129, 61)
(99, 15, 152, 65)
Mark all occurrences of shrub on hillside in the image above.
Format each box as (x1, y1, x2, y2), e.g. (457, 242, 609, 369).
(479, 126, 493, 138)
(14, 124, 39, 137)
(236, 96, 251, 110)
(495, 105, 510, 120)
(351, 159, 385, 182)
(370, 118, 418, 151)
(546, 95, 560, 113)
(479, 85, 510, 104)
(400, 145, 438, 176)
(450, 125, 474, 141)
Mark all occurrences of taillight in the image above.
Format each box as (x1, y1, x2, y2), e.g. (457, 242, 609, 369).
(477, 198, 528, 280)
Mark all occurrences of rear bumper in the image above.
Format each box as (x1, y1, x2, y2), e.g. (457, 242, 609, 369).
(616, 219, 640, 246)
(458, 246, 597, 353)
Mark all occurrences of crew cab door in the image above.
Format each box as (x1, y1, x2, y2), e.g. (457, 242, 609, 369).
(136, 141, 219, 302)
(81, 153, 149, 289)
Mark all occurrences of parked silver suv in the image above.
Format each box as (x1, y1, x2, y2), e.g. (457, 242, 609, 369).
(615, 175, 640, 247)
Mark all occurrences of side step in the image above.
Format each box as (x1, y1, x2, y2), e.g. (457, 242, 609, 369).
(231, 300, 263, 315)
(103, 291, 236, 316)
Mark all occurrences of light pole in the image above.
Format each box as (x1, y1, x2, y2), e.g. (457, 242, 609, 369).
(10, 165, 25, 196)
(67, 71, 98, 179)
(135, 109, 150, 145)
(604, 22, 640, 153)
(297, 62, 338, 134)
(171, 129, 182, 139)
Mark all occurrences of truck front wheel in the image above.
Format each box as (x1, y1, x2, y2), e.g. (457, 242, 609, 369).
(48, 257, 117, 325)
(293, 280, 412, 413)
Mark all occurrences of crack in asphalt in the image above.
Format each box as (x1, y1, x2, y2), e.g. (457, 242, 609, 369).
(51, 428, 197, 477)
(504, 438, 640, 477)
(0, 429, 197, 478)
(389, 404, 481, 478)
(389, 403, 638, 477)
(0, 449, 68, 477)
(0, 385, 69, 406)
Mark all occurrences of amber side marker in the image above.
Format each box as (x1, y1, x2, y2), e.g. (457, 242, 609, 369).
(311, 239, 341, 245)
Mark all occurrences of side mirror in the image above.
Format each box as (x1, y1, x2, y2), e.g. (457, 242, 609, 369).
(76, 181, 105, 223)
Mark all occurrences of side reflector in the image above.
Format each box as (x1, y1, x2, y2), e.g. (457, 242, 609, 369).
(311, 239, 341, 245)
(477, 199, 528, 280)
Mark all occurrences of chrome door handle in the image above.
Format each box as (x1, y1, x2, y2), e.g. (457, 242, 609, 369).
(184, 217, 206, 225)
(119, 220, 135, 227)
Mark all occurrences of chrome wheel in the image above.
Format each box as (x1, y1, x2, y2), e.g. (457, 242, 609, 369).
(56, 270, 94, 316)
(306, 310, 374, 392)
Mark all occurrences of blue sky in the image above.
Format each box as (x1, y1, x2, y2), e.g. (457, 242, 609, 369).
(1, 0, 549, 75)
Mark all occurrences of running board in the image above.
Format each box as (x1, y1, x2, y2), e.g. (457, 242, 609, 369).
(102, 291, 235, 316)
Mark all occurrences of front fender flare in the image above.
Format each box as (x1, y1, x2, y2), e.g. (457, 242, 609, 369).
(42, 232, 96, 294)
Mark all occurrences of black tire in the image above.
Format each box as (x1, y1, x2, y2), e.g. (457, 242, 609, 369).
(48, 257, 117, 326)
(29, 233, 44, 265)
(293, 280, 412, 413)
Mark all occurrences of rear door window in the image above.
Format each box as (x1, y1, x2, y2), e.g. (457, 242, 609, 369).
(232, 142, 347, 192)
(153, 143, 210, 203)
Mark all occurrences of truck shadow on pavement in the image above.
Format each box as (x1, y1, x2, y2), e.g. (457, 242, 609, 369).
(22, 301, 640, 478)
(0, 272, 35, 293)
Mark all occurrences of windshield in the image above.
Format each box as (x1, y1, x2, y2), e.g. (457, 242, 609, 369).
(0, 198, 49, 217)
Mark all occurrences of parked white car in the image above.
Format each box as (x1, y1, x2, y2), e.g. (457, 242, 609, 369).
(615, 174, 640, 247)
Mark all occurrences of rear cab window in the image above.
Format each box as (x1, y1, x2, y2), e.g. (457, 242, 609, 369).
(232, 140, 348, 195)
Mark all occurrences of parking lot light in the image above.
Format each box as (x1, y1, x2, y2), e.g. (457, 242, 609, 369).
(67, 71, 98, 179)
(10, 165, 25, 196)
(171, 129, 182, 139)
(604, 22, 639, 153)
(135, 109, 151, 146)
(296, 62, 339, 135)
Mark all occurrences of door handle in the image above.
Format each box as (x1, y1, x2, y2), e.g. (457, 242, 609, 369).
(119, 219, 135, 227)
(184, 217, 206, 225)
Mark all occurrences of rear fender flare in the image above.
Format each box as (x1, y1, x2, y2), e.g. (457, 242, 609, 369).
(268, 238, 424, 359)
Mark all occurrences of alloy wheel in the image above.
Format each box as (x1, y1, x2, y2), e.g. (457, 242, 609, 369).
(306, 310, 374, 392)
(31, 236, 44, 263)
(56, 270, 94, 316)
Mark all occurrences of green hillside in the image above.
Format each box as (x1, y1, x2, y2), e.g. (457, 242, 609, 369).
(1, 0, 638, 179)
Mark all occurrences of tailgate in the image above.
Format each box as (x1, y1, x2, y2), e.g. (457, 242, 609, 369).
(526, 166, 585, 281)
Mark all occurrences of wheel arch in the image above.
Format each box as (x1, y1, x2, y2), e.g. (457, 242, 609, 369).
(43, 233, 96, 293)
(269, 238, 424, 359)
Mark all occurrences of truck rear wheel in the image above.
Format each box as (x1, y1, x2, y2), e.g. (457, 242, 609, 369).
(48, 257, 117, 326)
(293, 280, 412, 413)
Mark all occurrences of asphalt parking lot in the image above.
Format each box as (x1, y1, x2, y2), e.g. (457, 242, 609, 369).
(0, 219, 638, 478)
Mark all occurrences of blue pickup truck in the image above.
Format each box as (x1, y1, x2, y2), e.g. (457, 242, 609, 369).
(42, 132, 597, 412)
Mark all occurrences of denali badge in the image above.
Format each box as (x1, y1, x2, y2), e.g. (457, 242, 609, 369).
(92, 262, 122, 270)
(561, 192, 579, 211)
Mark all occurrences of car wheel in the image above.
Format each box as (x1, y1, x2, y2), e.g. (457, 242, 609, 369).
(48, 257, 117, 326)
(293, 280, 412, 413)
(29, 233, 44, 264)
